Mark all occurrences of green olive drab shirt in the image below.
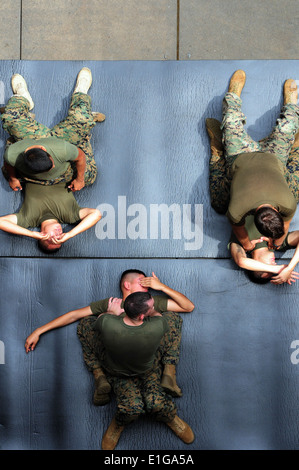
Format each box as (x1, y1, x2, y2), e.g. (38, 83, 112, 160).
(16, 182, 81, 228)
(93, 313, 169, 377)
(4, 137, 79, 180)
(227, 152, 297, 225)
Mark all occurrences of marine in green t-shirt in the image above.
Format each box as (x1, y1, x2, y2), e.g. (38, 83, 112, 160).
(4, 137, 79, 180)
(227, 152, 297, 226)
(94, 311, 169, 377)
(4, 137, 87, 192)
(220, 70, 299, 253)
(0, 181, 101, 252)
(229, 214, 299, 285)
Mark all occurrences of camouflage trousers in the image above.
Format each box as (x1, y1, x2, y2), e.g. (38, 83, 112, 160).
(208, 98, 299, 214)
(222, 92, 299, 167)
(1, 92, 97, 185)
(106, 358, 177, 426)
(76, 311, 183, 373)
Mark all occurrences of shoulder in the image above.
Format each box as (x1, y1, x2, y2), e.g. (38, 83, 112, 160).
(89, 297, 110, 315)
(153, 295, 169, 312)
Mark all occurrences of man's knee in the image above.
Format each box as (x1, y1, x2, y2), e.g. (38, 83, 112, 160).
(77, 315, 96, 337)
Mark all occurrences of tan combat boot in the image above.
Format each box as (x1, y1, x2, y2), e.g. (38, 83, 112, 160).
(228, 69, 246, 97)
(166, 415, 195, 444)
(93, 368, 111, 406)
(101, 417, 125, 450)
(284, 79, 298, 105)
(161, 364, 182, 397)
(206, 118, 224, 160)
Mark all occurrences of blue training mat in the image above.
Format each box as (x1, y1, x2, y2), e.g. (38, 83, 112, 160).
(0, 60, 299, 451)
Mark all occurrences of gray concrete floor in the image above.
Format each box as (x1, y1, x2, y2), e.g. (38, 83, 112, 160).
(0, 0, 299, 61)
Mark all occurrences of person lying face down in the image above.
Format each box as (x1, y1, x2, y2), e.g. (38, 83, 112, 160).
(0, 182, 101, 252)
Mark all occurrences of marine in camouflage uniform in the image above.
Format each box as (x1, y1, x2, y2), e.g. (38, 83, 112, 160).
(1, 92, 98, 186)
(207, 92, 299, 214)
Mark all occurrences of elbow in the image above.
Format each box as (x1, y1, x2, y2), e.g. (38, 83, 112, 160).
(95, 209, 102, 221)
(90, 208, 101, 222)
(185, 301, 195, 313)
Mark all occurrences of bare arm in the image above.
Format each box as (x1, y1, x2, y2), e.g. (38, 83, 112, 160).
(0, 214, 49, 241)
(140, 272, 194, 313)
(25, 306, 92, 352)
(3, 161, 22, 191)
(231, 223, 255, 251)
(271, 231, 299, 284)
(230, 242, 281, 274)
(51, 208, 101, 244)
(68, 148, 86, 192)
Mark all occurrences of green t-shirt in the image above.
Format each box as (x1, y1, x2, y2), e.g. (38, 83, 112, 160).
(4, 137, 79, 180)
(90, 295, 169, 316)
(228, 214, 292, 253)
(228, 214, 269, 251)
(227, 152, 297, 225)
(93, 313, 169, 377)
(16, 182, 81, 228)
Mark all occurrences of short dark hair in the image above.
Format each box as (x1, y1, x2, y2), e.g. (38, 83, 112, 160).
(254, 207, 284, 239)
(37, 240, 61, 254)
(124, 292, 152, 319)
(119, 269, 146, 290)
(246, 270, 273, 284)
(23, 148, 53, 173)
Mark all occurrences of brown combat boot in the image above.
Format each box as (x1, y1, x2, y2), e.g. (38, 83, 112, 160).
(93, 368, 111, 406)
(101, 417, 125, 450)
(166, 415, 194, 444)
(284, 79, 298, 105)
(92, 111, 106, 122)
(206, 118, 223, 160)
(228, 69, 246, 97)
(161, 364, 182, 397)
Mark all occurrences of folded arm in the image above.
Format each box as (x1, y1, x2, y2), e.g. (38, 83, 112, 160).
(51, 207, 101, 244)
(271, 230, 299, 284)
(68, 148, 86, 192)
(230, 242, 281, 274)
(231, 223, 255, 251)
(3, 161, 22, 191)
(0, 214, 48, 240)
(139, 272, 194, 312)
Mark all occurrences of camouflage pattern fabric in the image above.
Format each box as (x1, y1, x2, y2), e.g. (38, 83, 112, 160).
(1, 93, 97, 186)
(222, 92, 299, 168)
(76, 311, 183, 373)
(106, 357, 177, 426)
(208, 95, 299, 214)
